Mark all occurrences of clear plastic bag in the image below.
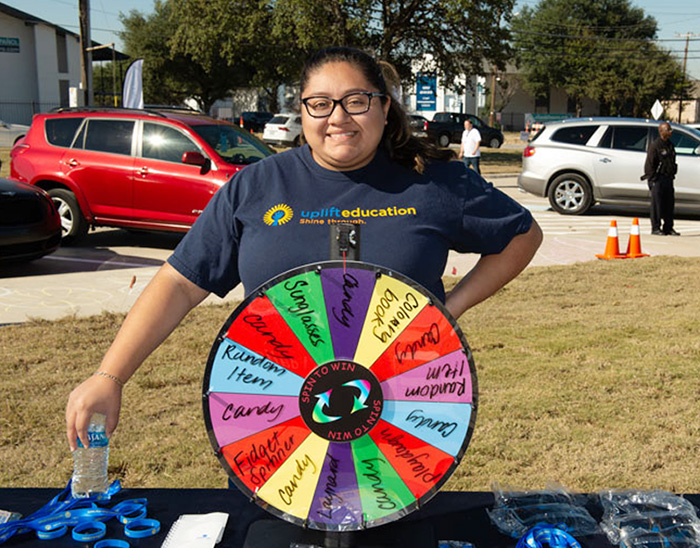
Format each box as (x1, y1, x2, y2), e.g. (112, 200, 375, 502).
(600, 490, 698, 518)
(488, 503, 599, 538)
(620, 530, 700, 548)
(488, 485, 598, 538)
(598, 490, 700, 547)
(493, 485, 590, 509)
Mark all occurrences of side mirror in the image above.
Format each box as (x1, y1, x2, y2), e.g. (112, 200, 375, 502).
(694, 146, 700, 156)
(182, 151, 211, 174)
(182, 151, 207, 166)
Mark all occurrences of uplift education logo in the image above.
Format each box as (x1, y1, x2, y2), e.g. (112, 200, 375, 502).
(299, 205, 418, 225)
(263, 204, 294, 226)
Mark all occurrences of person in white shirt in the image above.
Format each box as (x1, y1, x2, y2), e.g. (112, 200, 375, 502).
(459, 119, 481, 174)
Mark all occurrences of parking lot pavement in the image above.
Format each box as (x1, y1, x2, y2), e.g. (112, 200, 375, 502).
(0, 231, 245, 324)
(442, 176, 700, 277)
(2, 176, 699, 324)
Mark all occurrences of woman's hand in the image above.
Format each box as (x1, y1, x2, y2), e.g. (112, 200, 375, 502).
(64, 263, 210, 451)
(66, 374, 122, 451)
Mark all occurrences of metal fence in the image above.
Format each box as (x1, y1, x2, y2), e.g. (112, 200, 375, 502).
(0, 102, 61, 126)
(497, 112, 526, 132)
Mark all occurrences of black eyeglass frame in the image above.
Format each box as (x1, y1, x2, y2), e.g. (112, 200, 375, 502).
(300, 92, 386, 118)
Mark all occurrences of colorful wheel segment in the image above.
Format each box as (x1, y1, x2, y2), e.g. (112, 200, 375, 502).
(203, 261, 478, 531)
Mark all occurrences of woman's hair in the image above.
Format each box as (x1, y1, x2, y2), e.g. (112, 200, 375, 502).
(300, 46, 454, 173)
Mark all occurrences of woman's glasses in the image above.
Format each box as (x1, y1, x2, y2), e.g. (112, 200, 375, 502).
(301, 92, 386, 118)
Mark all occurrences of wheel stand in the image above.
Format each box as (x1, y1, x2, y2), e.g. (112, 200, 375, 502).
(244, 519, 435, 548)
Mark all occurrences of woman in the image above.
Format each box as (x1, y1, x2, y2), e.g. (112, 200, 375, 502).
(66, 46, 542, 450)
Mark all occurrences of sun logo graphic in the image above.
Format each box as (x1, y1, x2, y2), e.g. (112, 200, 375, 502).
(263, 204, 293, 226)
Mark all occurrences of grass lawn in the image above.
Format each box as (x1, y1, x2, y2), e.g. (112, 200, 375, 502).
(0, 148, 9, 178)
(480, 148, 523, 175)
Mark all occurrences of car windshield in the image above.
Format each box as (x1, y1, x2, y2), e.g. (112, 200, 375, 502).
(269, 116, 289, 124)
(191, 124, 271, 165)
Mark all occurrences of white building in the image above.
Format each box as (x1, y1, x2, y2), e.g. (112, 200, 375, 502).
(406, 57, 601, 131)
(0, 2, 85, 124)
(0, 2, 125, 125)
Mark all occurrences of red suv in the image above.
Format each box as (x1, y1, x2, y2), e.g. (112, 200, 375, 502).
(10, 107, 273, 242)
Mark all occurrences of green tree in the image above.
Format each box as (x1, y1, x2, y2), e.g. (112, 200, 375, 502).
(512, 0, 683, 116)
(368, 0, 514, 92)
(168, 0, 301, 112)
(511, 0, 687, 117)
(586, 42, 686, 117)
(120, 0, 516, 111)
(267, 0, 516, 94)
(92, 61, 128, 107)
(120, 1, 251, 111)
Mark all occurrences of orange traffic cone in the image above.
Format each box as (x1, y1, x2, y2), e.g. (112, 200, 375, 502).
(624, 218, 649, 259)
(596, 220, 626, 260)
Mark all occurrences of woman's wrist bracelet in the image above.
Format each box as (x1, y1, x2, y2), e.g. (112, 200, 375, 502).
(94, 370, 126, 387)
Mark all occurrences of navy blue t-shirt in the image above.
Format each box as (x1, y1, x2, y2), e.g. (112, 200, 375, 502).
(168, 145, 532, 302)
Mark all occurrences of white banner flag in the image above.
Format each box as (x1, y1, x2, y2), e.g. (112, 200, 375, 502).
(123, 59, 144, 109)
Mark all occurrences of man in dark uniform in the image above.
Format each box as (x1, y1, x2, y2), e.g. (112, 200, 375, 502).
(643, 122, 679, 236)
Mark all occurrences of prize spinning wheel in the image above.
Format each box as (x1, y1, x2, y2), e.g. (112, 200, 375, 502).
(203, 261, 478, 531)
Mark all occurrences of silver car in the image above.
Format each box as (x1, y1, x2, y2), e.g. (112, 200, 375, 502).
(518, 117, 700, 215)
(0, 119, 29, 148)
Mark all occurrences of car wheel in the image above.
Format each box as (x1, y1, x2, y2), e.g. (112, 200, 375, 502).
(48, 188, 88, 243)
(489, 137, 502, 148)
(547, 173, 593, 215)
(437, 133, 451, 148)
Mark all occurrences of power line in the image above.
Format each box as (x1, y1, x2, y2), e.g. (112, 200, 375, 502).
(44, 0, 122, 17)
(511, 37, 699, 55)
(512, 5, 700, 31)
(510, 28, 700, 43)
(511, 49, 685, 60)
(51, 23, 120, 33)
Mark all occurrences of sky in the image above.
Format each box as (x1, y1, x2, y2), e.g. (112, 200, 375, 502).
(3, 0, 700, 79)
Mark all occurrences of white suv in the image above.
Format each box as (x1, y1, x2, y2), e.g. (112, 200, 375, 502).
(518, 117, 700, 215)
(262, 113, 303, 147)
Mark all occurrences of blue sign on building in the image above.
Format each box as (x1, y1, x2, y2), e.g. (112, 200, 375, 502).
(0, 37, 20, 53)
(416, 73, 436, 111)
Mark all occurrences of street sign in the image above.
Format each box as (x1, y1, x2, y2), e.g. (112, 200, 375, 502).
(416, 73, 436, 112)
(651, 100, 663, 120)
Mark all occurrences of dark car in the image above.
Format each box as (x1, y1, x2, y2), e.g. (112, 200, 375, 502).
(238, 111, 274, 133)
(10, 107, 273, 243)
(424, 112, 504, 148)
(0, 177, 61, 264)
(408, 114, 428, 138)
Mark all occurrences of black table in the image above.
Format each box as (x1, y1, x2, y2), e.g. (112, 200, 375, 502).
(2, 488, 697, 547)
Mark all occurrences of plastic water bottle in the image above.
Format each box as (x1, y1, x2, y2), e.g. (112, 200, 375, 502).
(71, 413, 109, 498)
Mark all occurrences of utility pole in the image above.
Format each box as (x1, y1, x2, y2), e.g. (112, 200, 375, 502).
(489, 66, 497, 127)
(676, 32, 700, 123)
(78, 0, 93, 105)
